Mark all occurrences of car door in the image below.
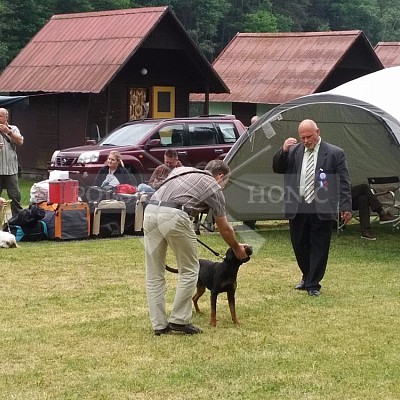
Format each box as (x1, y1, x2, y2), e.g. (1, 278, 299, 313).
(146, 123, 189, 171)
(185, 122, 236, 169)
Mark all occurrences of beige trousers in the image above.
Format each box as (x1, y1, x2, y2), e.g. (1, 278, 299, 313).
(144, 204, 199, 331)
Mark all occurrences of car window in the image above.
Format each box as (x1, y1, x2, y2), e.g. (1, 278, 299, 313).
(188, 123, 218, 145)
(99, 123, 158, 146)
(157, 124, 185, 147)
(218, 123, 237, 143)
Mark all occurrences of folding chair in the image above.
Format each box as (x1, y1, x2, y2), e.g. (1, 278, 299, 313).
(194, 209, 214, 235)
(367, 176, 400, 229)
(336, 209, 359, 233)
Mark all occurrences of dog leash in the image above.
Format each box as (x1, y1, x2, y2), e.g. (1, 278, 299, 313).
(165, 238, 224, 273)
(196, 238, 224, 259)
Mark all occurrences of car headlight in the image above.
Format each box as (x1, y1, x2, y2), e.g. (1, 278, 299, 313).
(77, 151, 100, 164)
(50, 150, 60, 165)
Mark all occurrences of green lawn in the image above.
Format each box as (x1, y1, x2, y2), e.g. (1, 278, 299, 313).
(1, 219, 399, 399)
(0, 177, 36, 209)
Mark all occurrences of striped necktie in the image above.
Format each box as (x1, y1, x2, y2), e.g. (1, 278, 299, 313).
(304, 149, 315, 204)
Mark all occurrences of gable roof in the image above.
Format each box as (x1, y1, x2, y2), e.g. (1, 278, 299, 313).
(192, 30, 382, 104)
(0, 6, 227, 94)
(375, 42, 400, 67)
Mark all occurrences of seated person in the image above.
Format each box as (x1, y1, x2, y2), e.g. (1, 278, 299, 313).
(351, 183, 398, 240)
(93, 150, 135, 189)
(137, 149, 182, 193)
(83, 151, 135, 203)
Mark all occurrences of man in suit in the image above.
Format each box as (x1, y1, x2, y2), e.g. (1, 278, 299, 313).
(272, 119, 352, 296)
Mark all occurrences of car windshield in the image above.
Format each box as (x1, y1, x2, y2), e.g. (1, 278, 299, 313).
(98, 123, 158, 146)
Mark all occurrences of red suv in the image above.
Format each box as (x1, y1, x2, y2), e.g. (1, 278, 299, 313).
(49, 115, 246, 186)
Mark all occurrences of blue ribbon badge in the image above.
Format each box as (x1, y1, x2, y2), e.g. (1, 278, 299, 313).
(319, 168, 328, 188)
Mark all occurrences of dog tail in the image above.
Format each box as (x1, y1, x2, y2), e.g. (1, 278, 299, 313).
(165, 265, 178, 273)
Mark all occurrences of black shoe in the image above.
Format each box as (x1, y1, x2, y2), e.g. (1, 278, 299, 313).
(294, 280, 306, 290)
(168, 322, 202, 334)
(379, 211, 399, 224)
(154, 326, 171, 336)
(361, 229, 377, 241)
(308, 289, 320, 297)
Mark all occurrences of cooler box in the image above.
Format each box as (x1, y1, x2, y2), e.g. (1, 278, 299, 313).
(49, 180, 79, 204)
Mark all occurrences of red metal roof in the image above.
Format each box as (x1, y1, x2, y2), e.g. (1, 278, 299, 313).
(192, 31, 373, 104)
(375, 42, 400, 67)
(0, 7, 168, 93)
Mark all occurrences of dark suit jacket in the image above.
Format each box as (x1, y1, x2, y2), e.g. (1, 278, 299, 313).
(272, 140, 352, 220)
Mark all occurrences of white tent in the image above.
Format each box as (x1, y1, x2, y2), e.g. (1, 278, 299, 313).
(0, 95, 28, 107)
(224, 67, 400, 221)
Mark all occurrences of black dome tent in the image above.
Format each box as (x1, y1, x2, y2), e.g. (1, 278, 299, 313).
(224, 67, 400, 221)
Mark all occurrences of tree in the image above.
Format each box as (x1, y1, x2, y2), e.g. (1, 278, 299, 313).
(0, 0, 54, 68)
(218, 0, 292, 59)
(244, 10, 279, 32)
(170, 0, 230, 60)
(377, 0, 400, 41)
(329, 0, 382, 44)
(92, 0, 131, 9)
(52, 0, 93, 14)
(304, 0, 332, 31)
(271, 0, 311, 31)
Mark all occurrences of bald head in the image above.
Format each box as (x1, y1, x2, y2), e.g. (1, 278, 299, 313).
(298, 119, 320, 150)
(298, 119, 318, 132)
(250, 115, 258, 125)
(0, 108, 8, 119)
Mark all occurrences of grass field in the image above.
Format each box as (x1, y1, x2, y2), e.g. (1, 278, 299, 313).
(1, 192, 400, 400)
(1, 178, 400, 398)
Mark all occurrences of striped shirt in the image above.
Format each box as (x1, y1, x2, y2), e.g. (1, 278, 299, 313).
(151, 167, 226, 217)
(0, 125, 20, 175)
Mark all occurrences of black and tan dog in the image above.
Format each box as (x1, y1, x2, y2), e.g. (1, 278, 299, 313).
(192, 245, 252, 327)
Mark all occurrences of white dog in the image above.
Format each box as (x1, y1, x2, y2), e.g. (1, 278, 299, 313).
(0, 230, 19, 248)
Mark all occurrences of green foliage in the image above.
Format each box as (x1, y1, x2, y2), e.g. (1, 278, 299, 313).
(52, 0, 94, 14)
(329, 0, 382, 43)
(378, 0, 400, 41)
(0, 41, 9, 71)
(272, 0, 311, 31)
(85, 0, 132, 11)
(244, 10, 279, 33)
(0, 0, 53, 66)
(170, 0, 231, 60)
(0, 0, 400, 68)
(243, 9, 292, 33)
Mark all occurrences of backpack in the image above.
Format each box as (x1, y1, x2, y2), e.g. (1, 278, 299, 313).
(6, 204, 45, 228)
(5, 221, 48, 242)
(3, 205, 48, 242)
